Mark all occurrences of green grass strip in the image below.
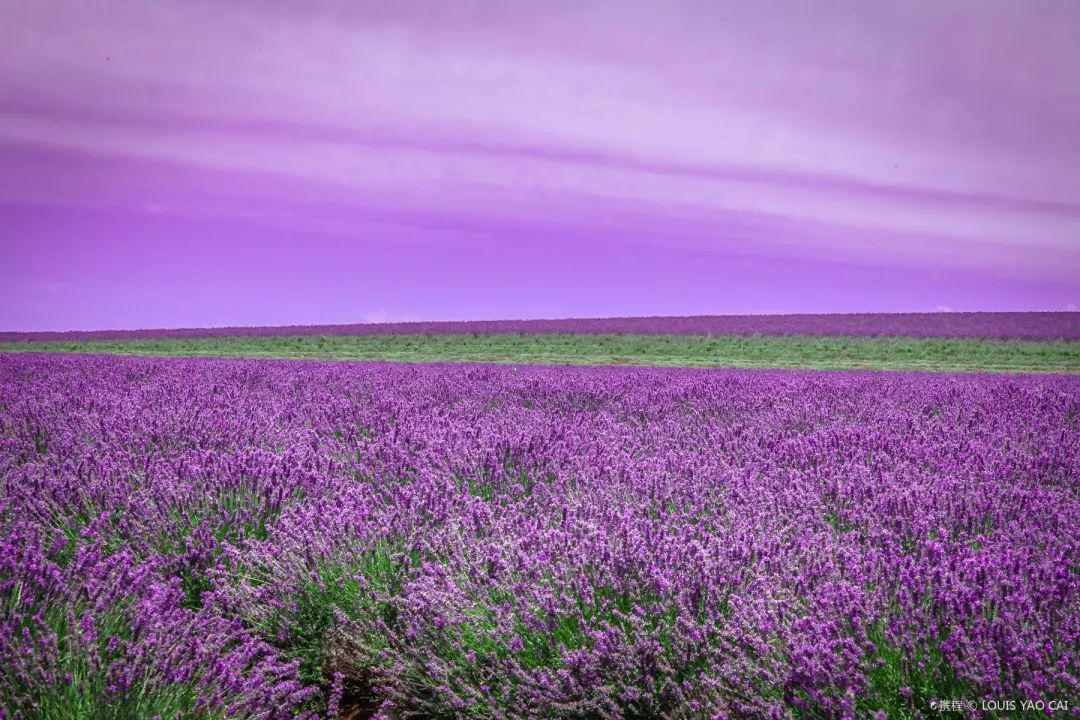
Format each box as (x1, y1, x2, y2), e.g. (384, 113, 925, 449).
(1, 334, 1077, 373)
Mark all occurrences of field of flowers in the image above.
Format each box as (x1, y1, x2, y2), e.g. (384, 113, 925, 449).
(2, 354, 1078, 718)
(3, 311, 1078, 342)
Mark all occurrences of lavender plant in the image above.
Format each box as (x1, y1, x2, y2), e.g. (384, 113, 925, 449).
(2, 310, 1077, 342)
(1, 355, 1077, 718)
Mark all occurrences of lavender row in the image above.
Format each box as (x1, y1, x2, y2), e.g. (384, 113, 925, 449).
(3, 311, 1078, 342)
(1, 354, 1078, 718)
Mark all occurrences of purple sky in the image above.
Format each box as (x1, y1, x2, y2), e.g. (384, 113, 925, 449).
(1, 1, 1079, 331)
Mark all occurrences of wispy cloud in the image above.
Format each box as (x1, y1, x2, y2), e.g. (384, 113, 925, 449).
(360, 309, 420, 325)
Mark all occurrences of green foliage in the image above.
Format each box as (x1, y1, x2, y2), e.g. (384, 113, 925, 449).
(3, 334, 1077, 373)
(861, 621, 973, 719)
(257, 542, 418, 687)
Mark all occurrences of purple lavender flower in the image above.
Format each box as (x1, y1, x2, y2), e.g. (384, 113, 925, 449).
(2, 354, 1077, 717)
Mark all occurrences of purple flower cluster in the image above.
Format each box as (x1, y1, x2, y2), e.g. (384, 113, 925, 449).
(1, 354, 1078, 718)
(0, 525, 316, 718)
(3, 311, 1077, 342)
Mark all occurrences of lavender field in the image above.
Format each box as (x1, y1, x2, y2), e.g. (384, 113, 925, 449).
(1, 353, 1077, 719)
(4, 311, 1078, 343)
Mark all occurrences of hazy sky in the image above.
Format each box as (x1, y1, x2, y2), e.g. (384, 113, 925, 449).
(1, 0, 1078, 330)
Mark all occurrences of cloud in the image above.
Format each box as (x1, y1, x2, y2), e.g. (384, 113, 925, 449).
(0, 0, 1077, 285)
(359, 309, 420, 324)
